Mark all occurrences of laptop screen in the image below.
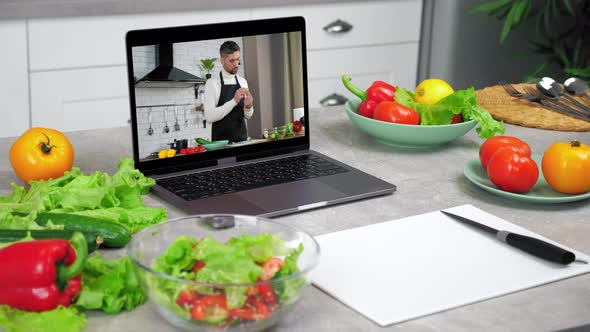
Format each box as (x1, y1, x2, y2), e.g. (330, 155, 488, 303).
(126, 17, 309, 174)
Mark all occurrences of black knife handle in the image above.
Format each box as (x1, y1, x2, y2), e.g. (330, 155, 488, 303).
(497, 231, 576, 265)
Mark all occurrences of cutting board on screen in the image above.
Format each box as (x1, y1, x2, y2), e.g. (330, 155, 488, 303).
(312, 204, 590, 327)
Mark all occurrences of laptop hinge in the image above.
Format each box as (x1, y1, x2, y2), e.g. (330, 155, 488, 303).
(217, 156, 237, 166)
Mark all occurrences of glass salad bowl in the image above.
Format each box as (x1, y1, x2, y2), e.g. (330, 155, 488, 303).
(128, 215, 320, 332)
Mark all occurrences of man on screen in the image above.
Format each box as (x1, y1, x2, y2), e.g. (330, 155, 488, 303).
(204, 41, 254, 143)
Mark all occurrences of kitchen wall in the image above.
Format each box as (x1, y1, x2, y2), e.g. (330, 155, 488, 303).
(132, 38, 245, 158)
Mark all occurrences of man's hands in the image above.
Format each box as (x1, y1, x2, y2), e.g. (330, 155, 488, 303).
(233, 87, 253, 109)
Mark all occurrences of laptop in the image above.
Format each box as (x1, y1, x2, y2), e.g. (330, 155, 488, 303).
(125, 16, 396, 217)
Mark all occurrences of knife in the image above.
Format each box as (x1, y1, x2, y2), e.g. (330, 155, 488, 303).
(440, 210, 576, 265)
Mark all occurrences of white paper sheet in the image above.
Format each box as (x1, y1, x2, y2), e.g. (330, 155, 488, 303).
(312, 204, 590, 326)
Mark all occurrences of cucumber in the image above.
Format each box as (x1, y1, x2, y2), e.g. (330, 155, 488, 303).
(36, 213, 131, 248)
(196, 137, 212, 145)
(0, 229, 101, 253)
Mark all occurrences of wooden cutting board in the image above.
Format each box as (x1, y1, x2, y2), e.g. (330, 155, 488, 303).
(476, 83, 590, 131)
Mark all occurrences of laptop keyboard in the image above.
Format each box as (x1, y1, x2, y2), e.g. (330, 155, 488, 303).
(156, 154, 348, 201)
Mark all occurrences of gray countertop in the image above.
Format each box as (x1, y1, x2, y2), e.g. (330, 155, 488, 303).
(0, 0, 364, 20)
(1, 106, 590, 331)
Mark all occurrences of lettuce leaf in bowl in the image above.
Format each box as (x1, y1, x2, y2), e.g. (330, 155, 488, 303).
(395, 87, 505, 138)
(151, 234, 303, 310)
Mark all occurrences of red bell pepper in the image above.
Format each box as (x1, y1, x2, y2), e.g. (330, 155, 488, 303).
(342, 75, 396, 118)
(0, 232, 88, 312)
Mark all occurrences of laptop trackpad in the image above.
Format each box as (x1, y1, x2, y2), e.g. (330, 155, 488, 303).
(240, 181, 346, 212)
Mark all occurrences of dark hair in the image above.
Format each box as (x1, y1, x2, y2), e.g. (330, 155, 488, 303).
(220, 41, 240, 57)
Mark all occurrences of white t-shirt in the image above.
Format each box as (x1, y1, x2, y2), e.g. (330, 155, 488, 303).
(203, 68, 254, 123)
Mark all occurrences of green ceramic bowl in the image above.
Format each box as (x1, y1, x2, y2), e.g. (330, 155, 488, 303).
(201, 140, 229, 151)
(345, 97, 477, 148)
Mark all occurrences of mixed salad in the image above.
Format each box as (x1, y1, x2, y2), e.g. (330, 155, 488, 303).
(150, 234, 305, 326)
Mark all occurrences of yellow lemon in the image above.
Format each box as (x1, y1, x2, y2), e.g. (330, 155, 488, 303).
(414, 78, 454, 105)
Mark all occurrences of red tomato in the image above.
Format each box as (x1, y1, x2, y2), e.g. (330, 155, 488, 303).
(372, 101, 420, 125)
(487, 148, 539, 193)
(479, 136, 531, 170)
(229, 306, 257, 320)
(190, 295, 228, 320)
(451, 114, 463, 124)
(292, 120, 302, 132)
(250, 297, 270, 320)
(192, 260, 206, 274)
(229, 296, 272, 321)
(257, 283, 277, 306)
(260, 257, 284, 281)
(177, 289, 198, 307)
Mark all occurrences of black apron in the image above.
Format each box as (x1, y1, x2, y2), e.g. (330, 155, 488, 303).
(211, 72, 247, 143)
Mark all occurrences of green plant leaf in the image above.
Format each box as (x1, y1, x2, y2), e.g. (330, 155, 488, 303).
(550, 0, 559, 20)
(514, 0, 530, 26)
(523, 0, 532, 21)
(543, 1, 551, 35)
(523, 75, 541, 83)
(571, 39, 582, 68)
(527, 59, 551, 78)
(471, 0, 513, 13)
(534, 9, 544, 39)
(500, 1, 524, 43)
(565, 67, 590, 78)
(199, 58, 217, 73)
(562, 0, 575, 16)
(489, 5, 510, 18)
(529, 40, 553, 54)
(554, 47, 571, 67)
(494, 7, 511, 20)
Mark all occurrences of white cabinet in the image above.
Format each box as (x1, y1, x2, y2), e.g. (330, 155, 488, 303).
(253, 0, 422, 50)
(30, 66, 130, 131)
(253, 0, 423, 108)
(27, 9, 251, 133)
(28, 10, 252, 71)
(0, 20, 29, 138)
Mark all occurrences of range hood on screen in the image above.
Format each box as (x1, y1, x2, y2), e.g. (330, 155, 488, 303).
(135, 43, 206, 88)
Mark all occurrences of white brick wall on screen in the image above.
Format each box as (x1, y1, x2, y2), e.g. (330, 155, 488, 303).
(132, 45, 156, 81)
(174, 38, 244, 79)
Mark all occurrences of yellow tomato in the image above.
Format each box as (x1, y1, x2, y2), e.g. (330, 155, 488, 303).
(167, 149, 176, 158)
(9, 127, 74, 184)
(541, 141, 590, 194)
